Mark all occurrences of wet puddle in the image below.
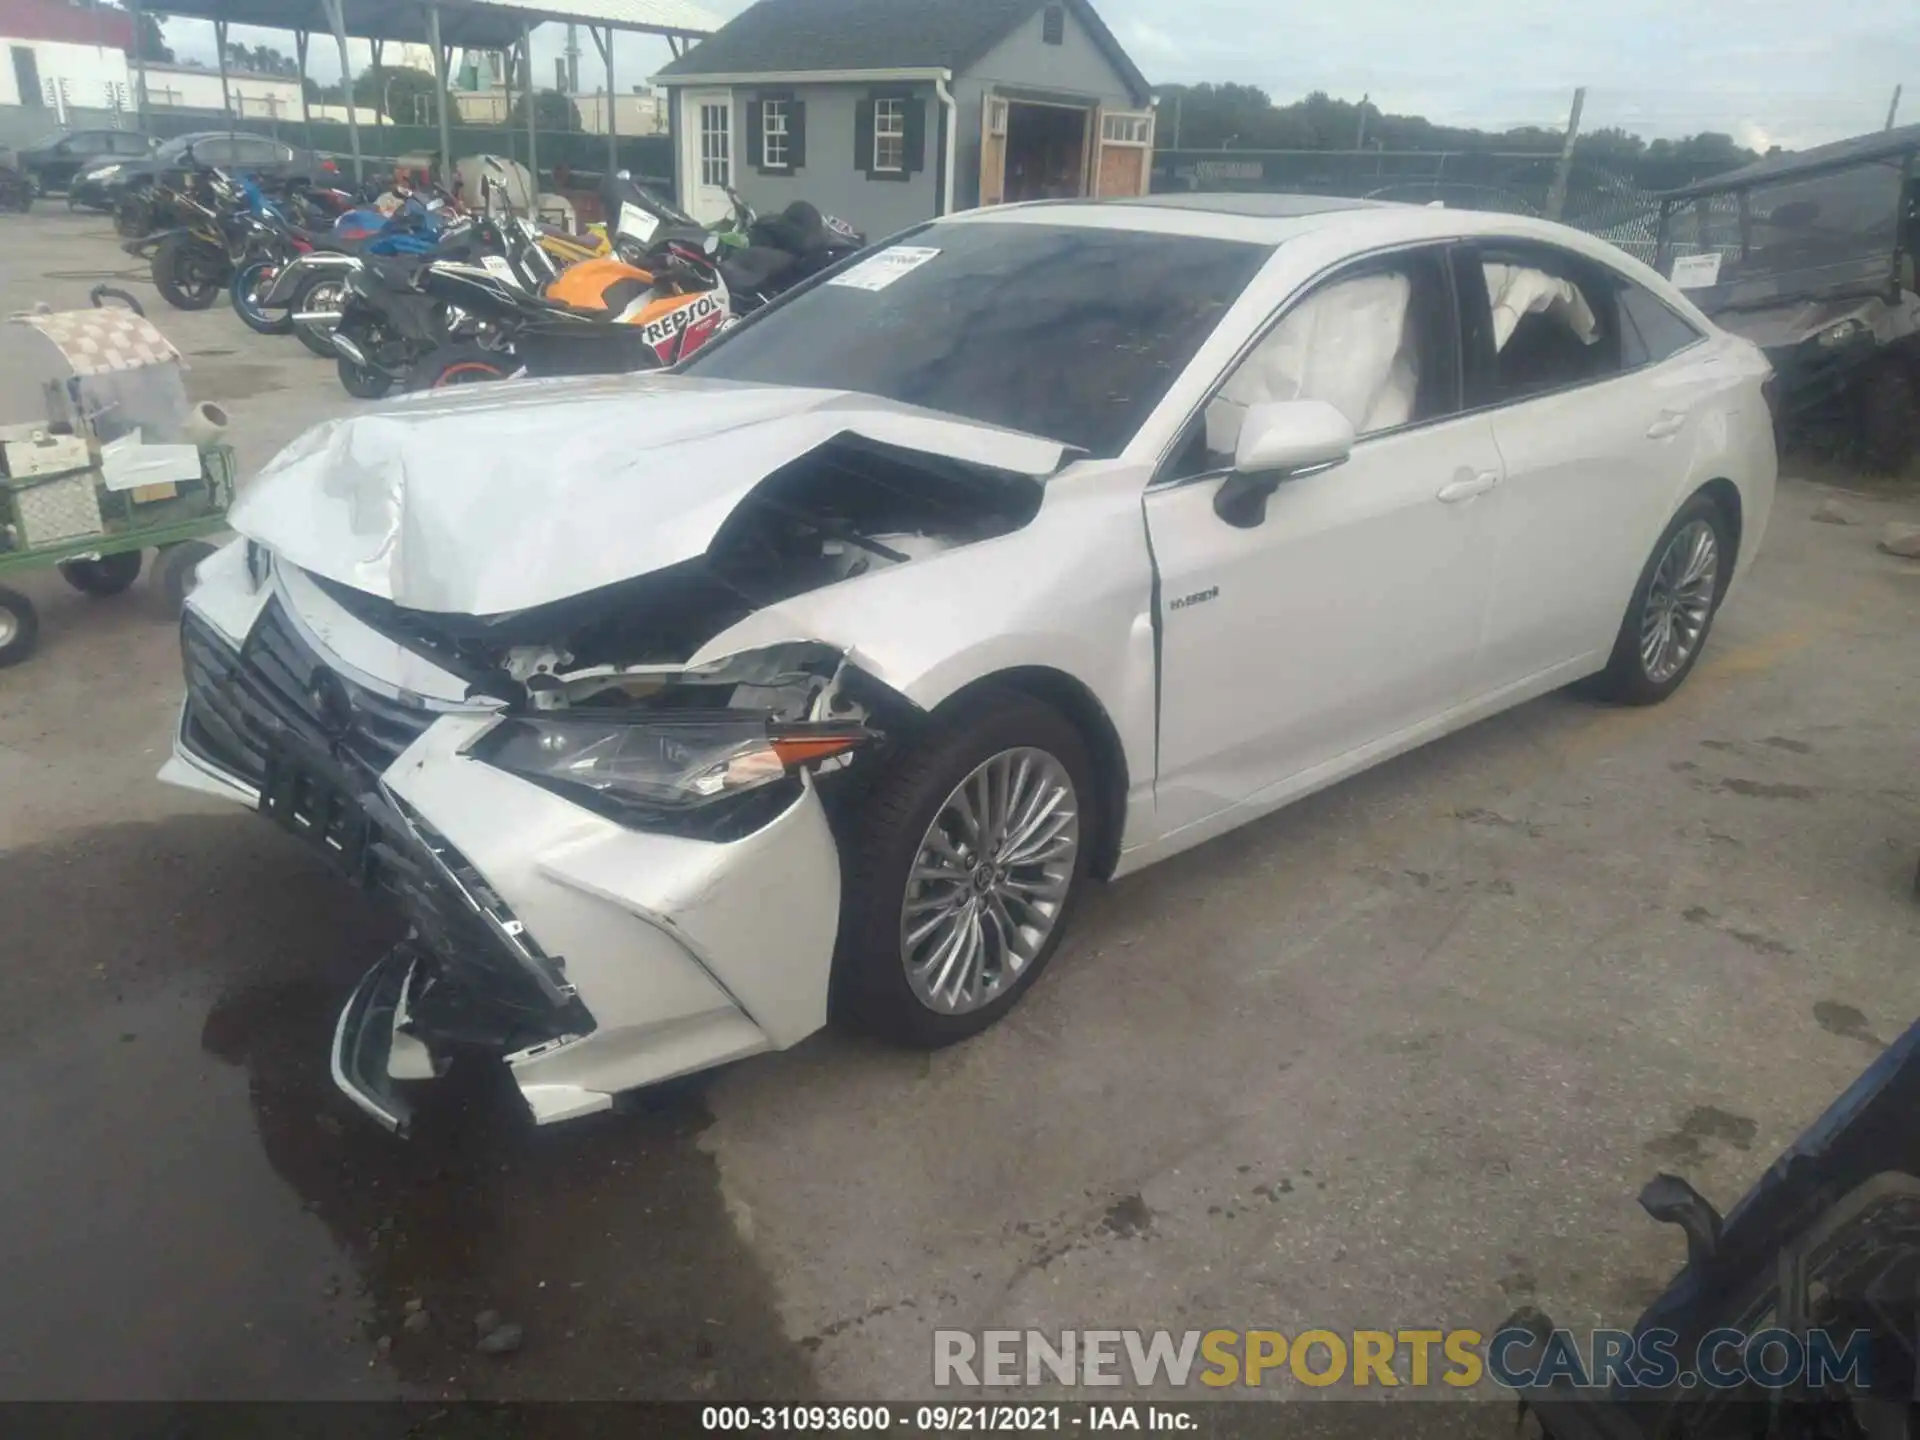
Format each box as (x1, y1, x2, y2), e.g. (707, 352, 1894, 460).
(0, 814, 813, 1402)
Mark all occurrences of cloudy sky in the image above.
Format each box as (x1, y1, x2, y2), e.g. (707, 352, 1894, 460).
(163, 0, 1916, 148)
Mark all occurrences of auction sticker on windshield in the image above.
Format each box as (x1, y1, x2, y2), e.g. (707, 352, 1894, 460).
(1670, 252, 1723, 289)
(828, 246, 941, 292)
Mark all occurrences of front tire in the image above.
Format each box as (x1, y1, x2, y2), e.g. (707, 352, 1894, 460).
(831, 688, 1097, 1048)
(291, 275, 348, 356)
(231, 257, 294, 335)
(158, 541, 217, 614)
(1588, 493, 1732, 705)
(58, 550, 142, 596)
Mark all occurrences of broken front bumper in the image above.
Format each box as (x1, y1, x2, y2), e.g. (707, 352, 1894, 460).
(162, 577, 845, 1128)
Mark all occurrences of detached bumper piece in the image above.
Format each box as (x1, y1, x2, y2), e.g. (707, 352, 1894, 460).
(331, 945, 418, 1133)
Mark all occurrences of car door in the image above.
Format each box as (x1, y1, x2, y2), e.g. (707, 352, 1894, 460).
(1144, 244, 1506, 836)
(48, 134, 104, 189)
(1456, 241, 1717, 690)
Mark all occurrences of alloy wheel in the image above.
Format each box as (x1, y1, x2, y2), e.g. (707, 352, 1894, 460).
(900, 747, 1080, 1016)
(1640, 519, 1719, 684)
(0, 609, 16, 648)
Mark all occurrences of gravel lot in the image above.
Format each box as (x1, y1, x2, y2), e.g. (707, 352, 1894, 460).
(0, 208, 1916, 1409)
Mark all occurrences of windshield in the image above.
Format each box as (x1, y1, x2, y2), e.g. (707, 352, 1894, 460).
(683, 221, 1273, 457)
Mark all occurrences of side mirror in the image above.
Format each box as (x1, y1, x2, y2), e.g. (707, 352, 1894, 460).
(1212, 400, 1354, 528)
(703, 232, 721, 257)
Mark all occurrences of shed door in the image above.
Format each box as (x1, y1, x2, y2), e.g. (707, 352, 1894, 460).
(979, 95, 1009, 206)
(1094, 109, 1155, 197)
(680, 88, 734, 224)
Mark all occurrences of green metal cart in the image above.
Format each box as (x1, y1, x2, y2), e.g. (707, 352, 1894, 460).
(0, 301, 236, 667)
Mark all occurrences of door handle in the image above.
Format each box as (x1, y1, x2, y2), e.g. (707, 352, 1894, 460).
(1646, 413, 1687, 439)
(1437, 471, 1500, 504)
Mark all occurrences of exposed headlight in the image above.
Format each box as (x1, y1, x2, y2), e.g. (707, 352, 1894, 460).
(84, 163, 122, 180)
(1815, 317, 1870, 348)
(469, 713, 871, 832)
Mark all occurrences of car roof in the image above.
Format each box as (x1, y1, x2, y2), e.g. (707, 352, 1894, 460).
(942, 193, 1654, 256)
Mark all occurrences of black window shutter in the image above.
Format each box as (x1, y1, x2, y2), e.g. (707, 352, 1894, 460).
(904, 97, 928, 175)
(854, 98, 874, 175)
(789, 100, 807, 169)
(746, 99, 765, 170)
(1043, 4, 1065, 43)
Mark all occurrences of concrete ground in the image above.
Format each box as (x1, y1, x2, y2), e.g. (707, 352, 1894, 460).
(0, 209, 1916, 1409)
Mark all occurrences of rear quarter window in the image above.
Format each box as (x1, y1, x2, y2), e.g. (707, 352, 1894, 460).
(1618, 282, 1704, 368)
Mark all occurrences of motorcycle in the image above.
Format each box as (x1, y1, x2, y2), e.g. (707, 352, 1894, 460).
(252, 191, 455, 357)
(121, 167, 248, 310)
(714, 181, 867, 313)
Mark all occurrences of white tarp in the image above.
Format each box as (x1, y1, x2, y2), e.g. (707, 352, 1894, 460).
(228, 374, 1069, 616)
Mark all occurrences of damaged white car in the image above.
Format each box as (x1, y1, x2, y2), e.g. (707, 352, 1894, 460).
(163, 195, 1777, 1131)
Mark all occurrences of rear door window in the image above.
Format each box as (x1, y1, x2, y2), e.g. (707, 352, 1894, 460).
(1458, 241, 1622, 404)
(110, 132, 151, 156)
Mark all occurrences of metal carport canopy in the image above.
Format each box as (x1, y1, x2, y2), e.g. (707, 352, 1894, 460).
(128, 0, 718, 187)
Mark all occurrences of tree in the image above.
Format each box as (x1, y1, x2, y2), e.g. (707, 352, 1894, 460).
(512, 89, 581, 132)
(127, 6, 172, 63)
(1575, 127, 1648, 162)
(351, 65, 452, 124)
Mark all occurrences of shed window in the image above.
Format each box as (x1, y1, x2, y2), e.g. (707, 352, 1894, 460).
(762, 97, 790, 169)
(1042, 5, 1065, 43)
(1102, 113, 1151, 145)
(874, 97, 906, 173)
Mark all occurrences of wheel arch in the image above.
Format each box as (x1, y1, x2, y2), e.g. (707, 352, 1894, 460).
(929, 665, 1131, 881)
(1696, 476, 1744, 585)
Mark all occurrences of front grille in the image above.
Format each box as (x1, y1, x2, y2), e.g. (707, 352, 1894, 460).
(179, 598, 436, 786)
(180, 598, 587, 1047)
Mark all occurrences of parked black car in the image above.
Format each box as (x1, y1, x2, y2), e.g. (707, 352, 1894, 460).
(14, 127, 156, 197)
(70, 131, 334, 214)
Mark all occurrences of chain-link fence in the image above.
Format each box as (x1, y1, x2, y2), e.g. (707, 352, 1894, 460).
(1150, 149, 1743, 263)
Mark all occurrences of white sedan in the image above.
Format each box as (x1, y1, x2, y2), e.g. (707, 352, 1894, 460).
(163, 194, 1776, 1130)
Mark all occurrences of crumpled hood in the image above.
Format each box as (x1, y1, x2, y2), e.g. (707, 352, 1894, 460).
(229, 373, 1070, 615)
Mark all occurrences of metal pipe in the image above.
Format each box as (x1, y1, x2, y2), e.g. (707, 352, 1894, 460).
(321, 0, 362, 184)
(934, 72, 957, 216)
(590, 25, 615, 182)
(428, 5, 453, 186)
(215, 18, 232, 130)
(295, 30, 312, 154)
(522, 22, 538, 216)
(128, 0, 148, 128)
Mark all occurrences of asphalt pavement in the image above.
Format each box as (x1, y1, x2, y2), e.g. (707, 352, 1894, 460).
(0, 209, 1915, 1410)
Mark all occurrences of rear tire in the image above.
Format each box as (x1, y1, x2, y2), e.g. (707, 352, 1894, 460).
(1859, 360, 1916, 475)
(830, 688, 1097, 1049)
(58, 550, 143, 597)
(0, 587, 40, 668)
(1587, 493, 1732, 706)
(152, 233, 224, 311)
(408, 342, 513, 391)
